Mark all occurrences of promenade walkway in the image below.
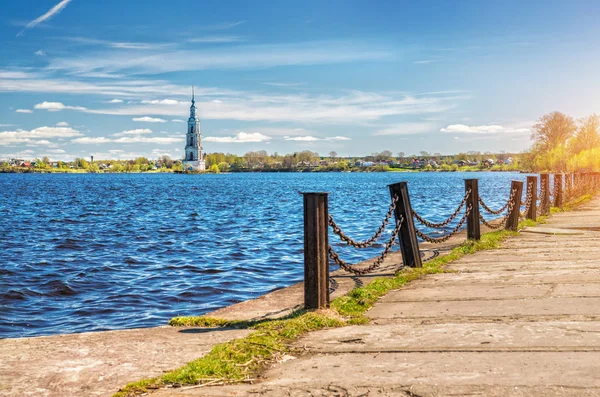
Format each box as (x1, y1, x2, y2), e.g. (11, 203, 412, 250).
(3, 198, 600, 397)
(155, 197, 600, 397)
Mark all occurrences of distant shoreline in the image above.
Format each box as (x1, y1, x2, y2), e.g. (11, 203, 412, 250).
(0, 167, 527, 174)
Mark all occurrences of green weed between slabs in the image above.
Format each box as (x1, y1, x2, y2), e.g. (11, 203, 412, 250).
(114, 201, 587, 397)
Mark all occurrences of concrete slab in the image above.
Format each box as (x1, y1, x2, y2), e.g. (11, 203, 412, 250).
(404, 269, 600, 286)
(380, 284, 551, 302)
(297, 321, 600, 353)
(522, 227, 586, 235)
(0, 326, 249, 397)
(259, 352, 600, 388)
(367, 297, 600, 320)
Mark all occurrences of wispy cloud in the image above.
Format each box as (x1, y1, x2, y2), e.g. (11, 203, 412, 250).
(132, 116, 167, 123)
(47, 41, 394, 74)
(15, 109, 33, 114)
(204, 132, 271, 143)
(56, 121, 69, 127)
(413, 59, 439, 65)
(283, 135, 351, 141)
(263, 82, 305, 87)
(72, 135, 182, 144)
(18, 0, 73, 37)
(201, 21, 245, 30)
(187, 36, 244, 44)
(35, 50, 46, 56)
(373, 122, 437, 136)
(112, 128, 153, 136)
(440, 124, 530, 134)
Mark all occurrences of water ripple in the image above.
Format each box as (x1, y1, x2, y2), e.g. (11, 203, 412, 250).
(0, 172, 532, 338)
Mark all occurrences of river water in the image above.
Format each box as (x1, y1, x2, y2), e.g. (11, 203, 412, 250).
(0, 172, 530, 338)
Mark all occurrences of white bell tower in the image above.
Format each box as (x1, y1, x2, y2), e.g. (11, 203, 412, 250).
(182, 86, 205, 171)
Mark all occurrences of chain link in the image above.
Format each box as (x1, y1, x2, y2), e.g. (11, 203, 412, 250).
(415, 204, 472, 244)
(480, 188, 518, 229)
(412, 189, 471, 228)
(328, 215, 403, 275)
(479, 194, 510, 215)
(328, 195, 399, 249)
(520, 182, 534, 218)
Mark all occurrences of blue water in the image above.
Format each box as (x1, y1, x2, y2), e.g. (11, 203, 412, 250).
(0, 172, 529, 338)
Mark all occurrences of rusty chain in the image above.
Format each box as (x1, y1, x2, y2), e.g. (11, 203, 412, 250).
(412, 189, 471, 229)
(415, 204, 472, 244)
(479, 194, 510, 215)
(328, 215, 403, 275)
(519, 182, 534, 218)
(480, 188, 518, 229)
(328, 195, 399, 249)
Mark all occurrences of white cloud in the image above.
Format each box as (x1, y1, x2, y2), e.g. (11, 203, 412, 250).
(284, 136, 320, 142)
(284, 135, 351, 142)
(71, 135, 182, 145)
(114, 136, 182, 144)
(171, 119, 185, 123)
(85, 91, 460, 124)
(204, 132, 271, 143)
(18, 0, 73, 36)
(15, 109, 33, 113)
(440, 124, 530, 134)
(35, 50, 46, 56)
(72, 137, 113, 144)
(141, 99, 181, 105)
(48, 149, 65, 153)
(325, 136, 352, 141)
(373, 122, 436, 136)
(34, 101, 86, 112)
(132, 116, 167, 123)
(56, 121, 69, 127)
(113, 128, 153, 136)
(0, 71, 32, 79)
(108, 99, 124, 103)
(0, 126, 81, 146)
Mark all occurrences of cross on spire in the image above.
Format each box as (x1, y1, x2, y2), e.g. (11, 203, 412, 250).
(191, 86, 195, 104)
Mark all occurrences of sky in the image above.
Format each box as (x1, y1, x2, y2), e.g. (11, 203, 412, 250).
(1, 0, 600, 161)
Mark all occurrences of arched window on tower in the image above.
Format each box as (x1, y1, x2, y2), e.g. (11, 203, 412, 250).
(188, 152, 194, 161)
(190, 126, 194, 134)
(191, 137, 194, 146)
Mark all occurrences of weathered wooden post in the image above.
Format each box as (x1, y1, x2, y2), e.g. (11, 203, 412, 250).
(565, 173, 572, 198)
(553, 173, 563, 209)
(389, 182, 422, 268)
(526, 175, 538, 221)
(464, 179, 480, 240)
(540, 173, 550, 215)
(505, 181, 523, 231)
(303, 192, 329, 309)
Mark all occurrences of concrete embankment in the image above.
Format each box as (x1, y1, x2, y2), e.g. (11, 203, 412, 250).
(4, 200, 599, 397)
(150, 198, 600, 397)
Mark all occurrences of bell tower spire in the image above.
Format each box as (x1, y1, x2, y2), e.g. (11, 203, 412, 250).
(182, 85, 205, 171)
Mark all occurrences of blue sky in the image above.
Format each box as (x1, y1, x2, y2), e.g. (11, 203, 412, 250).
(1, 0, 600, 161)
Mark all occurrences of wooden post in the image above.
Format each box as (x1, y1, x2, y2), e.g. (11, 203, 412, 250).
(505, 180, 523, 231)
(553, 174, 563, 209)
(526, 175, 538, 221)
(464, 179, 480, 240)
(540, 173, 550, 215)
(389, 182, 422, 268)
(303, 192, 329, 309)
